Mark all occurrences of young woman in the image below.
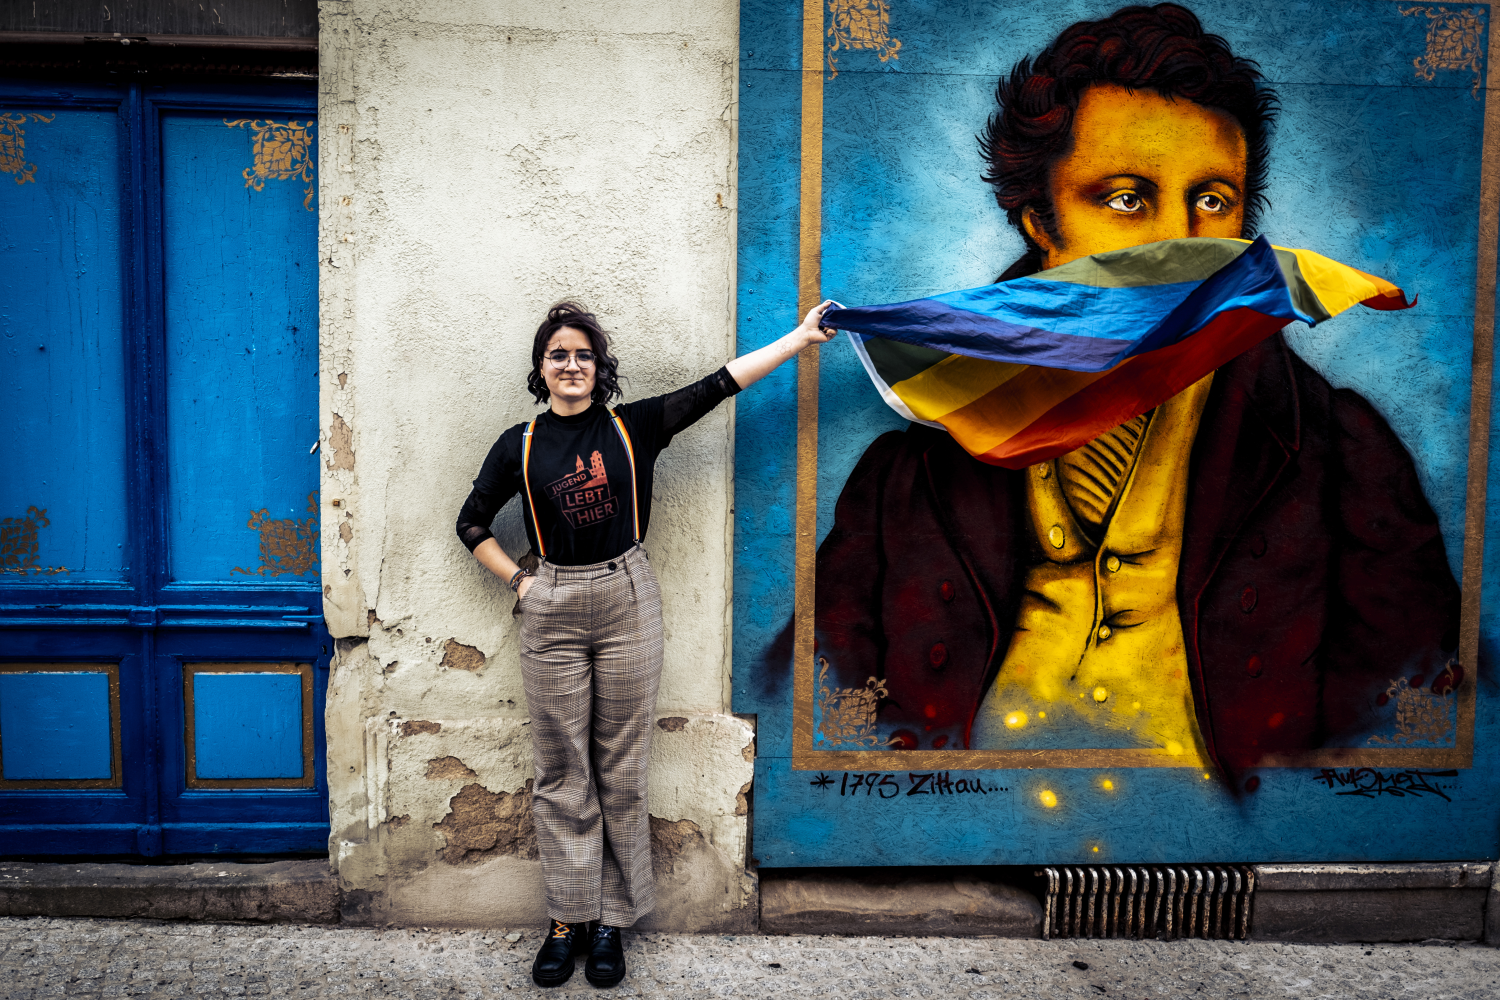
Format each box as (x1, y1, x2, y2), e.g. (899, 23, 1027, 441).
(455, 300, 834, 988)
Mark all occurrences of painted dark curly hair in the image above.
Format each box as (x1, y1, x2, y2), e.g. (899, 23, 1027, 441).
(978, 4, 1279, 278)
(526, 302, 623, 406)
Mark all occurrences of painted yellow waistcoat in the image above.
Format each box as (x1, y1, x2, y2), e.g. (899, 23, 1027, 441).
(974, 374, 1216, 763)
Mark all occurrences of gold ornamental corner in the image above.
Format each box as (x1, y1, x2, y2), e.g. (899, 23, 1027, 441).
(1402, 5, 1488, 97)
(814, 657, 896, 749)
(0, 112, 56, 185)
(224, 118, 317, 210)
(827, 0, 902, 80)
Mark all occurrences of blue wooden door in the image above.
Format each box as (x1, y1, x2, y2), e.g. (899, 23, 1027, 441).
(0, 80, 328, 855)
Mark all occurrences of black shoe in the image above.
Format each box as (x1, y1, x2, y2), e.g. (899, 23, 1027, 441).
(584, 923, 626, 988)
(531, 919, 585, 987)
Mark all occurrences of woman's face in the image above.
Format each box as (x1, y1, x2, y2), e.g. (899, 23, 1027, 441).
(1023, 84, 1248, 269)
(542, 326, 597, 406)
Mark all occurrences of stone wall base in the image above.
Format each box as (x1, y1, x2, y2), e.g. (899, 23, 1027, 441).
(759, 868, 1043, 937)
(1252, 863, 1493, 943)
(0, 860, 339, 923)
(3, 860, 1495, 945)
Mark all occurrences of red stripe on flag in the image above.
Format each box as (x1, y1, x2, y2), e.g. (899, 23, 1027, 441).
(976, 308, 1288, 469)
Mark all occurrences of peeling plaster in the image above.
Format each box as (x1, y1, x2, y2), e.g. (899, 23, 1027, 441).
(649, 816, 705, 876)
(400, 720, 441, 737)
(433, 781, 538, 863)
(440, 640, 485, 672)
(326, 412, 355, 471)
(425, 756, 478, 781)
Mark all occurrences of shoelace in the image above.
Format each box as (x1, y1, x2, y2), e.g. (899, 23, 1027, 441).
(593, 925, 619, 944)
(550, 920, 573, 940)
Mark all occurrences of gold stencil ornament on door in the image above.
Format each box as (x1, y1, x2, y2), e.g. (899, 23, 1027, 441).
(224, 118, 317, 210)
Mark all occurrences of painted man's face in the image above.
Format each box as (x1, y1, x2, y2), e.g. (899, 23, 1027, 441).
(1023, 84, 1249, 269)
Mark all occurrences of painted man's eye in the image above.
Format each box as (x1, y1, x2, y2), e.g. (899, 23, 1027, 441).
(1105, 192, 1144, 213)
(1196, 193, 1228, 213)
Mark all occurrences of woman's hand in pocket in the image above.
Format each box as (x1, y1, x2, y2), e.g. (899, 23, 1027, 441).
(517, 575, 537, 601)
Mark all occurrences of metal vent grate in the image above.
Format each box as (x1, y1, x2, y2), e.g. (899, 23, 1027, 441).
(1038, 865, 1256, 940)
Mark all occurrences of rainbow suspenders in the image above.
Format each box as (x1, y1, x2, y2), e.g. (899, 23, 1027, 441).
(520, 408, 640, 562)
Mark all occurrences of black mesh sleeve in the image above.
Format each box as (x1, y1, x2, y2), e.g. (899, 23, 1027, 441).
(660, 366, 742, 438)
(456, 487, 503, 552)
(455, 423, 525, 552)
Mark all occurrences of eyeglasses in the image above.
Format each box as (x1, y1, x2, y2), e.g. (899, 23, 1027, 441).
(544, 350, 596, 368)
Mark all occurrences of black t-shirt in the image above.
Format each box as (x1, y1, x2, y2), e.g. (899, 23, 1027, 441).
(456, 368, 741, 566)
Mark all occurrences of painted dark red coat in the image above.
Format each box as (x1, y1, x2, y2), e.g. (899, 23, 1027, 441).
(798, 334, 1460, 781)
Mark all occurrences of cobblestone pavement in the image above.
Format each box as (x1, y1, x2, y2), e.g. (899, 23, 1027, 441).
(3, 918, 1499, 999)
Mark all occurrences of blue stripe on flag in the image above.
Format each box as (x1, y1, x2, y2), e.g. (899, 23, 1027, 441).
(824, 237, 1314, 373)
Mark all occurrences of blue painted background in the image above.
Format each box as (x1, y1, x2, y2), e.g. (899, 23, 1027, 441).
(735, 0, 1500, 864)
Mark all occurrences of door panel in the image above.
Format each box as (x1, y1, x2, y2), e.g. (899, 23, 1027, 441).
(185, 663, 311, 784)
(1, 108, 130, 585)
(0, 81, 327, 857)
(155, 632, 327, 855)
(0, 665, 119, 783)
(160, 112, 319, 585)
(0, 631, 150, 854)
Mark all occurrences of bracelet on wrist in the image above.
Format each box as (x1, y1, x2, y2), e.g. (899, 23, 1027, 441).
(508, 568, 531, 591)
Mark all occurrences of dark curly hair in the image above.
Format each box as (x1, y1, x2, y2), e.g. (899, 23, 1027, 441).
(979, 4, 1279, 279)
(526, 302, 623, 406)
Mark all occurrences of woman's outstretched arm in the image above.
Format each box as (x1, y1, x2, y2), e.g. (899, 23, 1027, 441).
(725, 301, 837, 390)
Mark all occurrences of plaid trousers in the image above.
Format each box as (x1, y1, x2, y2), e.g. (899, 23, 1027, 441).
(518, 544, 664, 926)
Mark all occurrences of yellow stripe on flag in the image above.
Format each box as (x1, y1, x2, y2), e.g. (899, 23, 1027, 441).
(890, 353, 1027, 422)
(1276, 245, 1401, 314)
(901, 363, 1110, 455)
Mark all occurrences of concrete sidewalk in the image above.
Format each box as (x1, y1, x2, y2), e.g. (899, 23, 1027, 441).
(3, 917, 1499, 999)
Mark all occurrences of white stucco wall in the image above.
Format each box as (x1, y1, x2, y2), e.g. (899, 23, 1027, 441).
(317, 0, 751, 929)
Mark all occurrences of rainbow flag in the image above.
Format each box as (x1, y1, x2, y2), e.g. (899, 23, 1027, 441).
(827, 237, 1411, 469)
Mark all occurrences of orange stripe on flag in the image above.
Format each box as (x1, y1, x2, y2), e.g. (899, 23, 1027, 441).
(935, 365, 1111, 456)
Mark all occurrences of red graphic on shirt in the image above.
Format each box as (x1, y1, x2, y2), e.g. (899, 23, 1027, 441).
(545, 451, 618, 528)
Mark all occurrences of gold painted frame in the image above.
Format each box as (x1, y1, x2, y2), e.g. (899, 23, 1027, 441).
(183, 661, 315, 789)
(0, 662, 123, 789)
(790, 0, 1495, 771)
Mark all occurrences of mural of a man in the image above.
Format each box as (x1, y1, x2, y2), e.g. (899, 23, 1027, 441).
(798, 4, 1461, 785)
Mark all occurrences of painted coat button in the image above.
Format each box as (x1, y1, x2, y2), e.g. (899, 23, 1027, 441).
(1039, 464, 1052, 479)
(939, 580, 955, 602)
(1240, 586, 1257, 613)
(1105, 555, 1122, 573)
(1048, 525, 1065, 549)
(1097, 625, 1112, 640)
(1250, 533, 1267, 558)
(929, 642, 948, 668)
(1246, 655, 1263, 678)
